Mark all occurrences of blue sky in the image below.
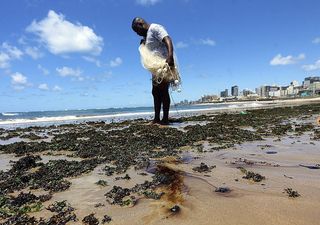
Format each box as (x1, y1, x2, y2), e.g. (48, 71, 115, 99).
(0, 0, 320, 112)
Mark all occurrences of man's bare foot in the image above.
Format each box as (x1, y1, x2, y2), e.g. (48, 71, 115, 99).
(148, 119, 161, 125)
(160, 119, 169, 126)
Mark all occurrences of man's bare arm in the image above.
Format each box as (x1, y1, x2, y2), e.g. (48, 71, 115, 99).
(162, 36, 174, 66)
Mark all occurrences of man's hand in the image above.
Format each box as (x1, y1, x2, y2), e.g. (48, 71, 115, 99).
(166, 56, 174, 67)
(140, 39, 145, 45)
(162, 36, 174, 67)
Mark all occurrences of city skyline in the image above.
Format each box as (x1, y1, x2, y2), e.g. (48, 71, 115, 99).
(188, 75, 320, 105)
(1, 0, 320, 112)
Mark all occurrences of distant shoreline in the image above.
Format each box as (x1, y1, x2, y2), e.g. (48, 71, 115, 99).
(1, 97, 320, 129)
(187, 96, 320, 107)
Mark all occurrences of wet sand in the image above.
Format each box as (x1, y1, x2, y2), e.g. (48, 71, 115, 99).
(21, 133, 320, 225)
(1, 103, 320, 224)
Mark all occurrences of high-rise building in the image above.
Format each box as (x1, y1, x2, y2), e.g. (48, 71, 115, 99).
(258, 85, 271, 97)
(268, 86, 280, 97)
(308, 82, 320, 95)
(303, 76, 320, 88)
(290, 80, 299, 87)
(255, 87, 261, 96)
(231, 85, 239, 96)
(243, 89, 254, 96)
(220, 89, 228, 97)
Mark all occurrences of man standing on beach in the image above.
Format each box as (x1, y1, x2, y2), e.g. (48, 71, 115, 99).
(132, 17, 174, 125)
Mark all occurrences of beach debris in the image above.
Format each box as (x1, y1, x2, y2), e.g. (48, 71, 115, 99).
(284, 188, 300, 198)
(105, 186, 131, 206)
(0, 191, 52, 220)
(192, 162, 216, 173)
(231, 158, 278, 167)
(0, 214, 38, 224)
(138, 172, 148, 176)
(265, 151, 277, 154)
(44, 211, 77, 224)
(0, 193, 43, 219)
(299, 164, 320, 169)
(284, 174, 293, 179)
(271, 124, 293, 136)
(194, 143, 204, 152)
(82, 213, 99, 225)
(238, 167, 265, 182)
(95, 180, 108, 186)
(257, 144, 273, 150)
(10, 154, 41, 172)
(20, 133, 46, 140)
(115, 174, 131, 180)
(0, 131, 20, 141)
(103, 166, 116, 176)
(102, 215, 112, 224)
(47, 200, 74, 213)
(94, 203, 105, 208)
(294, 123, 314, 134)
(142, 190, 164, 200)
(170, 205, 180, 213)
(121, 196, 137, 207)
(0, 158, 100, 194)
(312, 129, 320, 140)
(45, 200, 77, 224)
(215, 187, 231, 193)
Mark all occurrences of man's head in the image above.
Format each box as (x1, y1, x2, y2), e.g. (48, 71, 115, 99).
(132, 17, 149, 37)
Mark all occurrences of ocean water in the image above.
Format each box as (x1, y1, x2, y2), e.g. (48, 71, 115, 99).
(0, 102, 264, 128)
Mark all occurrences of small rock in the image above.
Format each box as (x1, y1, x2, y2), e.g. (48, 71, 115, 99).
(170, 205, 180, 213)
(215, 187, 231, 193)
(102, 215, 112, 224)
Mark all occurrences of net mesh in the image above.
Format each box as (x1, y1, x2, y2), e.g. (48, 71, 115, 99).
(139, 44, 181, 90)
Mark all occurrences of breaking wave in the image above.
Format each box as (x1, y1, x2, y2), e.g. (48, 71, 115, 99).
(1, 112, 19, 116)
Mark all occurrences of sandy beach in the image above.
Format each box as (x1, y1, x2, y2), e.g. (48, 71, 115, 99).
(0, 100, 320, 225)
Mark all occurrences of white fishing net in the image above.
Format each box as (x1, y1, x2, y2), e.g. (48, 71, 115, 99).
(139, 44, 181, 91)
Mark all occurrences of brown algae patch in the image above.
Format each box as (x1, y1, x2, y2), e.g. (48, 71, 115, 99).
(153, 164, 185, 205)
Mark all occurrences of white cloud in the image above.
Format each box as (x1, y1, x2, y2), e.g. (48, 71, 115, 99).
(18, 36, 27, 45)
(38, 64, 49, 75)
(2, 43, 23, 59)
(0, 43, 23, 68)
(302, 59, 320, 71)
(25, 46, 43, 59)
(0, 52, 10, 68)
(10, 72, 30, 90)
(199, 38, 216, 46)
(312, 37, 320, 44)
(27, 10, 103, 55)
(38, 83, 49, 90)
(82, 56, 101, 67)
(11, 72, 27, 85)
(52, 85, 62, 91)
(56, 66, 82, 77)
(80, 92, 89, 97)
(110, 57, 123, 67)
(136, 0, 161, 6)
(176, 41, 188, 49)
(270, 53, 305, 66)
